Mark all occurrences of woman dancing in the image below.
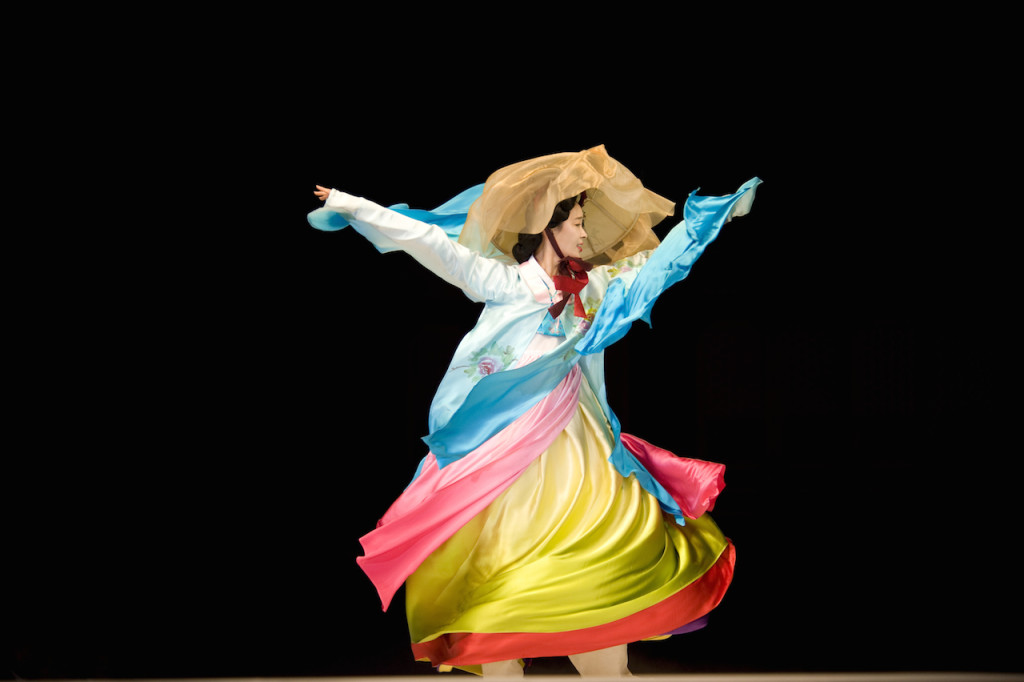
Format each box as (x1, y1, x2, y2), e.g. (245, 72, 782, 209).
(310, 145, 760, 676)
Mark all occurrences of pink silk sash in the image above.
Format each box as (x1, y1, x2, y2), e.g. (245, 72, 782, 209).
(357, 366, 583, 611)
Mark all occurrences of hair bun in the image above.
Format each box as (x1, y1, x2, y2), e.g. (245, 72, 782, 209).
(512, 233, 543, 264)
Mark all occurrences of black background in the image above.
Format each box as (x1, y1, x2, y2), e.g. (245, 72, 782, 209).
(6, 10, 1018, 680)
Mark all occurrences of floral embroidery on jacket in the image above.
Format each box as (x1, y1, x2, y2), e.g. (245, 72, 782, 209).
(464, 342, 518, 383)
(574, 296, 601, 333)
(604, 253, 647, 280)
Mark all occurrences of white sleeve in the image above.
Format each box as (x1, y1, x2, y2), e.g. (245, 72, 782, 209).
(323, 190, 518, 303)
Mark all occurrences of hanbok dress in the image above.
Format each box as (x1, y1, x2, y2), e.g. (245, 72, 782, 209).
(309, 155, 760, 675)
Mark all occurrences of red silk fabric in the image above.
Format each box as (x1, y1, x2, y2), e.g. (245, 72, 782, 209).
(620, 432, 726, 519)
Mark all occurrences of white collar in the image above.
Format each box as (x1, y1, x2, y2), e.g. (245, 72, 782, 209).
(519, 255, 562, 305)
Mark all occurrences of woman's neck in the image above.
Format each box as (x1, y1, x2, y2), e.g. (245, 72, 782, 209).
(534, 241, 561, 279)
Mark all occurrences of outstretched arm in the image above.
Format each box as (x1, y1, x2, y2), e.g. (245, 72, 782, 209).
(576, 177, 761, 355)
(312, 186, 517, 303)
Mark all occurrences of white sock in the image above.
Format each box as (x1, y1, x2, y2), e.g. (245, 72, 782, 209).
(568, 644, 632, 677)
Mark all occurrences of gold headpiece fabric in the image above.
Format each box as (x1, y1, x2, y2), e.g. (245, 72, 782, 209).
(457, 145, 676, 265)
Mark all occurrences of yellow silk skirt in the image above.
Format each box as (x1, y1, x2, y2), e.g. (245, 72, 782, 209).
(405, 374, 730, 663)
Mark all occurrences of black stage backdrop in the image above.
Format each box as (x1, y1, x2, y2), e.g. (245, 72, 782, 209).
(6, 17, 1017, 680)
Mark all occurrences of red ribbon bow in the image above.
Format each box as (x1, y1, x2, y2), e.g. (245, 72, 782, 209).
(544, 228, 592, 319)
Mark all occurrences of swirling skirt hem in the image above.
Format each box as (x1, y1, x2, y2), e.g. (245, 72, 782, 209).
(411, 539, 735, 669)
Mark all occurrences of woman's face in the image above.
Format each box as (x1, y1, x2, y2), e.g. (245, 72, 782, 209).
(551, 204, 587, 257)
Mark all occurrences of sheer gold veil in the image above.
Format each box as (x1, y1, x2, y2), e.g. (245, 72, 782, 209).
(458, 145, 676, 265)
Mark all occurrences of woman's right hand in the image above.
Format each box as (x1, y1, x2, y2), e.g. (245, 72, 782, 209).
(314, 185, 332, 202)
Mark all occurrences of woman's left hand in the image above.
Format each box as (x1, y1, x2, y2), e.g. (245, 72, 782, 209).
(314, 185, 332, 202)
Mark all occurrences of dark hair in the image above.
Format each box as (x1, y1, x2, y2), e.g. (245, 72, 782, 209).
(512, 233, 543, 263)
(511, 196, 579, 263)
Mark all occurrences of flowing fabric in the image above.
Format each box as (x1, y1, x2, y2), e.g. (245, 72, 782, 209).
(412, 547, 734, 672)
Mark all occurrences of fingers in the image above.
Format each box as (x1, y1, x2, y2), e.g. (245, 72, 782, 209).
(313, 184, 331, 201)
